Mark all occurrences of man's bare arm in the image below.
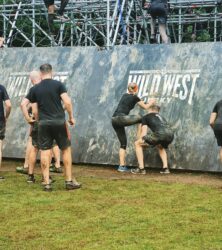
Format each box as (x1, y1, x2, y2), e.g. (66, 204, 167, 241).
(4, 99, 11, 121)
(31, 103, 39, 121)
(20, 98, 35, 123)
(141, 125, 148, 138)
(210, 112, 217, 128)
(61, 93, 75, 126)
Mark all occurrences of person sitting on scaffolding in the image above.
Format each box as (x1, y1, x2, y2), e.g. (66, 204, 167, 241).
(43, 0, 70, 35)
(143, 0, 169, 43)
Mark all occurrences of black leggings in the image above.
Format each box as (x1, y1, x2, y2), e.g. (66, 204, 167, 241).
(112, 114, 142, 149)
(43, 0, 69, 15)
(58, 0, 69, 15)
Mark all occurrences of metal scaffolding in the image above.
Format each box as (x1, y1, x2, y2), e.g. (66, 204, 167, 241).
(0, 0, 222, 47)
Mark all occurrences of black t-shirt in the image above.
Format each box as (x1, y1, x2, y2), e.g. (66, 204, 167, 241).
(29, 79, 67, 125)
(142, 112, 169, 133)
(0, 85, 9, 121)
(213, 100, 222, 125)
(26, 85, 37, 116)
(151, 0, 168, 4)
(26, 85, 36, 102)
(113, 93, 141, 116)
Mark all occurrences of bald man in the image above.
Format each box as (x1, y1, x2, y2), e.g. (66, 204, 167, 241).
(19, 71, 41, 182)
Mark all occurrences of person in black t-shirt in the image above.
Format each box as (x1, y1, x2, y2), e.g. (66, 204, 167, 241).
(20, 71, 63, 183)
(210, 100, 222, 163)
(30, 64, 80, 191)
(131, 103, 174, 175)
(144, 0, 169, 43)
(112, 82, 156, 172)
(0, 84, 11, 180)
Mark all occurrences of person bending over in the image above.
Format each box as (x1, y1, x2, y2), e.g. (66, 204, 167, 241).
(112, 82, 155, 172)
(131, 103, 174, 174)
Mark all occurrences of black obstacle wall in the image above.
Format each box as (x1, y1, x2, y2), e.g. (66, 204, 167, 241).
(0, 43, 221, 172)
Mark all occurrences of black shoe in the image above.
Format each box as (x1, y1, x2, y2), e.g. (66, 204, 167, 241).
(16, 166, 29, 175)
(27, 175, 35, 183)
(43, 184, 52, 192)
(49, 165, 63, 173)
(65, 181, 81, 190)
(150, 35, 157, 44)
(0, 176, 5, 180)
(131, 168, 146, 175)
(55, 14, 70, 22)
(160, 168, 170, 174)
(41, 176, 55, 185)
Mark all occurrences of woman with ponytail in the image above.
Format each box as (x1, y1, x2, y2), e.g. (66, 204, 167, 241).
(112, 82, 155, 172)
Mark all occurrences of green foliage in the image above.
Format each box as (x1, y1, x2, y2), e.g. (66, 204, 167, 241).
(196, 29, 211, 42)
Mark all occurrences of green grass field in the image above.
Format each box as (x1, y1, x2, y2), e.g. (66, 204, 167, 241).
(0, 167, 222, 250)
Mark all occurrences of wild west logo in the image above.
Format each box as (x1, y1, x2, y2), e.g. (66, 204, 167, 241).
(128, 70, 200, 105)
(7, 72, 69, 98)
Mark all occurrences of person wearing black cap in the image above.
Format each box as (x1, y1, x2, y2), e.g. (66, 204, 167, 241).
(131, 103, 174, 174)
(112, 82, 156, 172)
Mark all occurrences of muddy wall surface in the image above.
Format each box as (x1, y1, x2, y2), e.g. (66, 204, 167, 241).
(0, 43, 221, 171)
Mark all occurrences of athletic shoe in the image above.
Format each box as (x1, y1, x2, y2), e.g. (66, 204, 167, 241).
(160, 168, 170, 174)
(41, 176, 55, 185)
(150, 36, 157, 44)
(49, 165, 63, 173)
(43, 184, 52, 192)
(27, 175, 35, 183)
(0, 176, 5, 180)
(65, 181, 81, 190)
(55, 14, 70, 22)
(131, 167, 146, 175)
(16, 166, 28, 175)
(117, 166, 130, 172)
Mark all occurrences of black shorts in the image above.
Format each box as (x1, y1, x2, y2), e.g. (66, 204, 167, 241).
(143, 130, 174, 148)
(38, 122, 71, 150)
(0, 121, 6, 140)
(43, 0, 54, 7)
(30, 122, 39, 148)
(149, 3, 167, 24)
(213, 124, 222, 146)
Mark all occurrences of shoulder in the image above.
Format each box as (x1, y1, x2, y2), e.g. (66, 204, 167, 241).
(52, 79, 63, 85)
(0, 84, 6, 90)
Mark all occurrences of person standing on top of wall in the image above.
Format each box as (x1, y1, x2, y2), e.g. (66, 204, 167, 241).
(143, 0, 169, 43)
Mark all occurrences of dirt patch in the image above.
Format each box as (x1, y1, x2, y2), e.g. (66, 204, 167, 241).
(2, 160, 222, 188)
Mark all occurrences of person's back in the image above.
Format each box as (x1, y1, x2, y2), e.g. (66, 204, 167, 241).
(32, 79, 65, 124)
(113, 93, 141, 117)
(213, 100, 222, 125)
(150, 0, 167, 4)
(142, 112, 170, 134)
